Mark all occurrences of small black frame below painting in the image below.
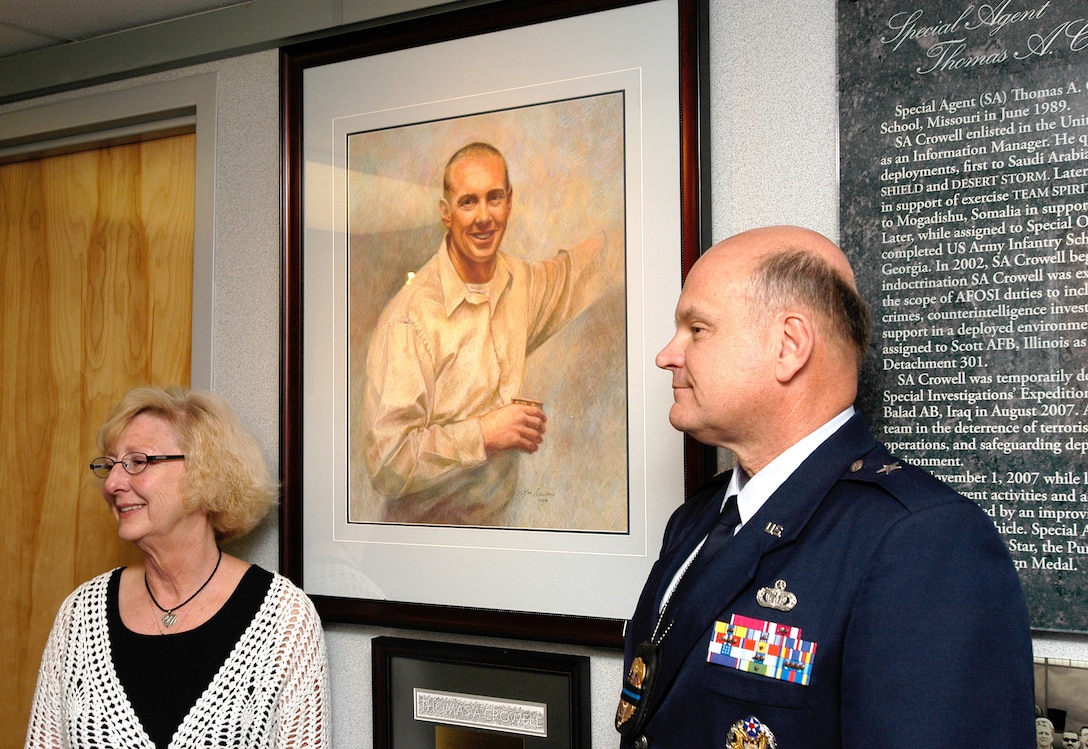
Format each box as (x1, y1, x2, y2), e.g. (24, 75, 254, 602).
(373, 637, 591, 749)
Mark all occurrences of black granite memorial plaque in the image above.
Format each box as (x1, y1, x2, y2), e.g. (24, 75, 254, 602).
(839, 0, 1088, 632)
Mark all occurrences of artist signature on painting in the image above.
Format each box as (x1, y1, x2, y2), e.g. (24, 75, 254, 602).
(517, 487, 557, 502)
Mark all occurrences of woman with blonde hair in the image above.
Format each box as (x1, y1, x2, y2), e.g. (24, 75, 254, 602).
(25, 386, 329, 748)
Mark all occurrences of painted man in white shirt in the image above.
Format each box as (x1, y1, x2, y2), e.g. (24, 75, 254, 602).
(361, 142, 614, 526)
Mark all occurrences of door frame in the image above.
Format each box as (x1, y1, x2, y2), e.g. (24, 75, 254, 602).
(0, 72, 217, 388)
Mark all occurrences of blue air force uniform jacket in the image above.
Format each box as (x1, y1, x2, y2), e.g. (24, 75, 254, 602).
(620, 414, 1034, 748)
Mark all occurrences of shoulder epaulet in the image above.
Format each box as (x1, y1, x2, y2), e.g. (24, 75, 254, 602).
(842, 444, 965, 513)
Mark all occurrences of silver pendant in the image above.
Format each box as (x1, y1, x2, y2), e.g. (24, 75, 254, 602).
(162, 611, 178, 628)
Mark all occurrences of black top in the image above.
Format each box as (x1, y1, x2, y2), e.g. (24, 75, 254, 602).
(108, 564, 273, 749)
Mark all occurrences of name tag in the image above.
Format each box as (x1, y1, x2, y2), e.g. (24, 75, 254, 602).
(707, 614, 818, 686)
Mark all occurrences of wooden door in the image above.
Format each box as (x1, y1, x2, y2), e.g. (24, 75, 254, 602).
(0, 132, 194, 748)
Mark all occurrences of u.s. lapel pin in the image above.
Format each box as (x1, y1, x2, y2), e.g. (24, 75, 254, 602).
(756, 579, 797, 612)
(763, 521, 783, 538)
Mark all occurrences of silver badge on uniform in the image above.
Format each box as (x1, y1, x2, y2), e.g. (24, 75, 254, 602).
(756, 579, 797, 612)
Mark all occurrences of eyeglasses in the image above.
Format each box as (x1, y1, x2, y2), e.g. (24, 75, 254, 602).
(89, 453, 186, 479)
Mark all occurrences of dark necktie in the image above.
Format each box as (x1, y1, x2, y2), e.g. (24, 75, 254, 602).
(717, 494, 742, 537)
(688, 494, 741, 578)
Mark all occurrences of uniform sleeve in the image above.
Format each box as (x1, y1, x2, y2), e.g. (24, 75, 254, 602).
(273, 587, 330, 749)
(839, 500, 1035, 746)
(25, 594, 75, 749)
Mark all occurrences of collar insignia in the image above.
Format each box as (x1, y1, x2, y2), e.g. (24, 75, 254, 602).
(877, 462, 902, 475)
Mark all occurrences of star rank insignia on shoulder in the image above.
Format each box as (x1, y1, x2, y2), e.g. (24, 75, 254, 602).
(876, 461, 902, 475)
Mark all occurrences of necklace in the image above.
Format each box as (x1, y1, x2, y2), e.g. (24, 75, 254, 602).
(145, 547, 223, 628)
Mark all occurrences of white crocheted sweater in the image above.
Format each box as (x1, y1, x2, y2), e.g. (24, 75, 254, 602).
(25, 569, 330, 748)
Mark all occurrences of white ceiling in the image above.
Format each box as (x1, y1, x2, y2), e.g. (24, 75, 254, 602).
(0, 0, 249, 59)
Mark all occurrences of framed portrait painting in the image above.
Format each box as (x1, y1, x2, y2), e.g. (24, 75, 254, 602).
(281, 0, 711, 646)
